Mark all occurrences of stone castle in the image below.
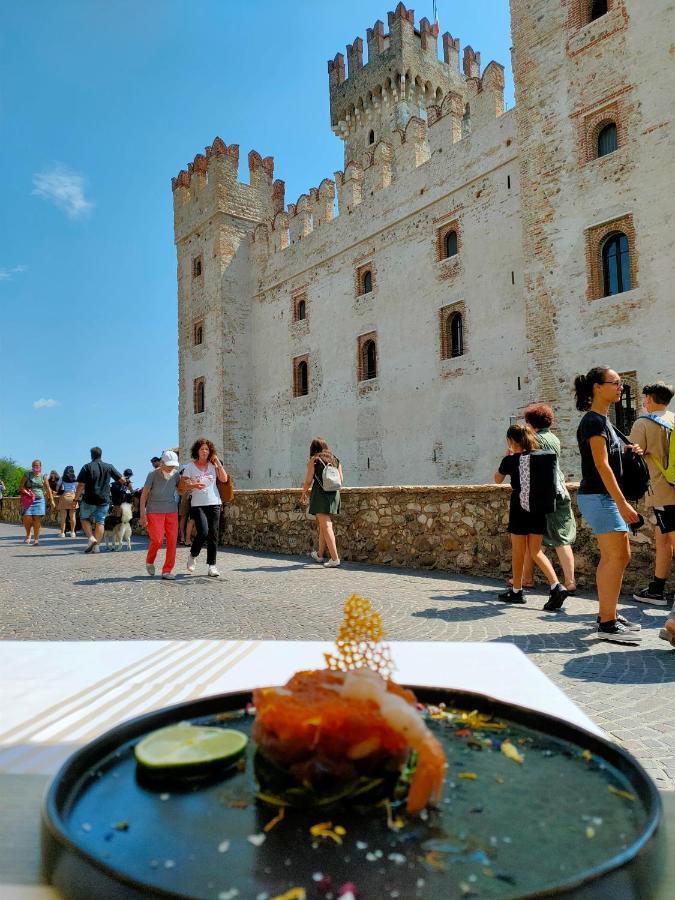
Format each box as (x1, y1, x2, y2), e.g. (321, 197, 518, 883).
(173, 1, 674, 488)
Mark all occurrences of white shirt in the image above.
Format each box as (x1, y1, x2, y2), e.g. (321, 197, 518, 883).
(182, 462, 220, 507)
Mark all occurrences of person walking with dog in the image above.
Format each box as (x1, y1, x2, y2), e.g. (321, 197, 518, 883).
(139, 450, 181, 579)
(74, 447, 126, 554)
(56, 465, 79, 537)
(574, 367, 643, 643)
(180, 438, 229, 577)
(301, 437, 343, 568)
(19, 460, 55, 545)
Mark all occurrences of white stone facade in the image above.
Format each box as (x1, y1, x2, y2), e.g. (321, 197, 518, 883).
(174, 1, 674, 488)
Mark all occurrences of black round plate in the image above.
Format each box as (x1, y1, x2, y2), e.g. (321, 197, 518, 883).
(42, 687, 664, 899)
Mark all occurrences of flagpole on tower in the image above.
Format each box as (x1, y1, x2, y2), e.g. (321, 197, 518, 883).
(432, 0, 440, 36)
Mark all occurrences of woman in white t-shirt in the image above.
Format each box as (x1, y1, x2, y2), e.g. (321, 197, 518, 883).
(179, 438, 229, 577)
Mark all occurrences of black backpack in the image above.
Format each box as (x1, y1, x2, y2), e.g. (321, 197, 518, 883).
(614, 426, 651, 502)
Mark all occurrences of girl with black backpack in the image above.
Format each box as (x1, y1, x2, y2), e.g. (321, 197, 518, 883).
(574, 366, 644, 643)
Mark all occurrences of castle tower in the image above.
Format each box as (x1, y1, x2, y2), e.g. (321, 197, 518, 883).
(172, 138, 284, 478)
(328, 3, 471, 167)
(510, 0, 675, 472)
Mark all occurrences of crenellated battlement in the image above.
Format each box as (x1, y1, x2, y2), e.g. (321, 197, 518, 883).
(172, 136, 282, 241)
(326, 3, 504, 171)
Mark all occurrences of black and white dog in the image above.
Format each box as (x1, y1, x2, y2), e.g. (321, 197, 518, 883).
(103, 502, 133, 551)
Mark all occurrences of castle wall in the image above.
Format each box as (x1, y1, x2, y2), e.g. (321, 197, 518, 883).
(250, 112, 525, 488)
(511, 0, 675, 474)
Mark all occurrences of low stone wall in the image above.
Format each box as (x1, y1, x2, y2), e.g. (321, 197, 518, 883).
(0, 487, 659, 590)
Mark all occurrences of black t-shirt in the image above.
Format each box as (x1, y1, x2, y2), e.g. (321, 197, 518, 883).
(313, 456, 340, 491)
(577, 411, 623, 495)
(76, 460, 122, 505)
(498, 453, 524, 502)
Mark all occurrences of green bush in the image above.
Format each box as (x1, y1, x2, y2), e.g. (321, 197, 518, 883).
(0, 457, 28, 497)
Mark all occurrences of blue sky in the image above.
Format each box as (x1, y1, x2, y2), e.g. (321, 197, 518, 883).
(0, 0, 513, 485)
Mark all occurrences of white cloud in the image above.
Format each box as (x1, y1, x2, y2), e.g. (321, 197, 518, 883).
(0, 264, 28, 281)
(32, 165, 93, 219)
(33, 398, 60, 409)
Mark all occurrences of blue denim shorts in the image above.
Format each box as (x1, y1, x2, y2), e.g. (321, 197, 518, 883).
(79, 501, 109, 524)
(577, 493, 628, 535)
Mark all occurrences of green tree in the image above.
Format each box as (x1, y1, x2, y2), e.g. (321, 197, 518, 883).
(0, 457, 27, 496)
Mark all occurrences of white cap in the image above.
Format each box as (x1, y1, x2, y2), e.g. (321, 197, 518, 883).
(160, 450, 180, 469)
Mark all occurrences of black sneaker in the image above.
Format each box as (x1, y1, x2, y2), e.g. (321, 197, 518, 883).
(595, 620, 642, 643)
(632, 586, 668, 606)
(543, 584, 568, 612)
(597, 614, 641, 632)
(497, 588, 525, 604)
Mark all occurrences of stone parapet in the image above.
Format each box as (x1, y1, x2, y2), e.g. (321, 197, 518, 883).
(0, 486, 658, 590)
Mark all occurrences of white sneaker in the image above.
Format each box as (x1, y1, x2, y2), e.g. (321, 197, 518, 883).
(162, 572, 176, 580)
(187, 555, 197, 573)
(310, 551, 323, 563)
(207, 565, 220, 577)
(58, 532, 66, 538)
(324, 558, 341, 568)
(69, 531, 76, 538)
(146, 563, 155, 576)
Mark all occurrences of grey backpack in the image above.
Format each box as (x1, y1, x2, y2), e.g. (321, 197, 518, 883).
(317, 459, 342, 492)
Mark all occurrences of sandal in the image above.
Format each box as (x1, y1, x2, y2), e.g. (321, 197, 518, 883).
(23, 537, 31, 544)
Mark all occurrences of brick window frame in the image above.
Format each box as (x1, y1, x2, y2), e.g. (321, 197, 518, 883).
(193, 319, 204, 346)
(292, 354, 309, 398)
(192, 254, 203, 278)
(292, 291, 308, 322)
(439, 301, 467, 359)
(578, 99, 627, 164)
(567, 0, 616, 30)
(193, 377, 205, 414)
(357, 331, 378, 382)
(355, 262, 375, 297)
(436, 220, 461, 262)
(584, 214, 637, 301)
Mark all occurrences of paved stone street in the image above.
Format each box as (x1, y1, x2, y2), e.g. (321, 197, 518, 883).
(2, 522, 674, 791)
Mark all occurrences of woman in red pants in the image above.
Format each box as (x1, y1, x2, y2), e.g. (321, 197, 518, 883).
(139, 450, 181, 579)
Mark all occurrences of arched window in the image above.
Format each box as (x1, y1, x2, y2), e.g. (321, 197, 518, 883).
(193, 378, 205, 414)
(362, 339, 377, 380)
(590, 0, 608, 21)
(368, 129, 375, 145)
(444, 230, 458, 259)
(602, 232, 631, 296)
(597, 122, 617, 157)
(362, 269, 373, 294)
(297, 360, 308, 396)
(297, 298, 306, 321)
(448, 313, 464, 357)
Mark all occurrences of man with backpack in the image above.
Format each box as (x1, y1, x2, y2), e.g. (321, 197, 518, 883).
(74, 447, 126, 554)
(629, 382, 675, 606)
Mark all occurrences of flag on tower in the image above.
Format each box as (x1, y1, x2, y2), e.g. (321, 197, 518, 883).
(432, 0, 440, 36)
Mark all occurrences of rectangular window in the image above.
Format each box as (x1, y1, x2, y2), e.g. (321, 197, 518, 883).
(192, 255, 203, 278)
(357, 332, 378, 381)
(193, 377, 205, 414)
(436, 220, 460, 262)
(439, 302, 467, 360)
(292, 292, 307, 322)
(355, 263, 375, 297)
(292, 355, 309, 397)
(193, 320, 204, 346)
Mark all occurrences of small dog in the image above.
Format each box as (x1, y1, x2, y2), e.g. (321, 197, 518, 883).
(104, 502, 133, 551)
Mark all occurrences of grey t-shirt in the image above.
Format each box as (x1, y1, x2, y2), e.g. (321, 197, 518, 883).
(144, 469, 180, 514)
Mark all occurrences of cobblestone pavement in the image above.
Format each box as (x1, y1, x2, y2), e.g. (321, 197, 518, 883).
(2, 523, 674, 790)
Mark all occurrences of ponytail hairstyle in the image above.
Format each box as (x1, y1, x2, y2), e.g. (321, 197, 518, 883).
(574, 366, 611, 411)
(506, 423, 538, 452)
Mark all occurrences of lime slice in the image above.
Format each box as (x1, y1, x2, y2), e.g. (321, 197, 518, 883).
(134, 723, 247, 772)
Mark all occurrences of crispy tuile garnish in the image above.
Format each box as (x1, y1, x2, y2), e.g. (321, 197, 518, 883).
(324, 594, 394, 679)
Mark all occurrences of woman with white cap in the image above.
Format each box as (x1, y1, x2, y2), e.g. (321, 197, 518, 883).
(139, 450, 181, 579)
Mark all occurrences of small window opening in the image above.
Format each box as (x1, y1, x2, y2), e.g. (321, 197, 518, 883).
(590, 0, 608, 21)
(602, 232, 631, 296)
(517, 376, 521, 391)
(507, 175, 511, 189)
(368, 129, 375, 144)
(511, 271, 515, 285)
(297, 298, 306, 321)
(362, 339, 377, 380)
(597, 122, 618, 158)
(443, 229, 458, 259)
(297, 360, 308, 396)
(192, 256, 202, 278)
(449, 313, 464, 358)
(193, 322, 203, 346)
(193, 378, 205, 414)
(361, 269, 373, 294)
